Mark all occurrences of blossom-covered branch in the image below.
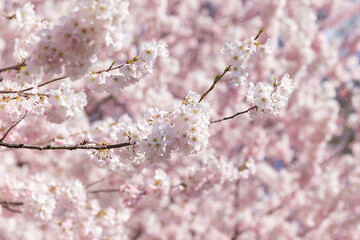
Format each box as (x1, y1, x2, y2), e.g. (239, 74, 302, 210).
(199, 65, 231, 102)
(0, 61, 26, 73)
(0, 110, 28, 141)
(0, 141, 132, 151)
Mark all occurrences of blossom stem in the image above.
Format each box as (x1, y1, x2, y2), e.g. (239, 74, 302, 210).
(199, 65, 231, 102)
(254, 27, 265, 40)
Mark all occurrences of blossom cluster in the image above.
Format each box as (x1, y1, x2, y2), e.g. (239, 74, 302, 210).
(2, 0, 357, 239)
(15, 0, 129, 83)
(88, 91, 211, 167)
(222, 36, 274, 86)
(246, 73, 295, 119)
(87, 41, 169, 93)
(0, 78, 87, 128)
(0, 80, 44, 126)
(46, 83, 87, 123)
(0, 174, 130, 238)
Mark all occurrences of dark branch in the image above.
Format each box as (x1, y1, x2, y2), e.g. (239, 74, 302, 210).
(0, 76, 68, 94)
(23, 76, 68, 92)
(0, 141, 132, 151)
(0, 59, 133, 94)
(0, 201, 23, 206)
(1, 13, 16, 20)
(210, 106, 256, 124)
(0, 111, 28, 142)
(85, 177, 107, 189)
(2, 205, 22, 213)
(132, 227, 143, 240)
(89, 188, 119, 194)
(0, 62, 26, 73)
(0, 201, 23, 214)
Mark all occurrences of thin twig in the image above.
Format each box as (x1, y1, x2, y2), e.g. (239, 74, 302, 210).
(94, 63, 125, 74)
(0, 59, 132, 94)
(0, 141, 132, 151)
(199, 27, 263, 103)
(89, 188, 119, 194)
(199, 65, 231, 103)
(22, 76, 68, 93)
(94, 56, 138, 74)
(0, 76, 68, 94)
(85, 177, 107, 189)
(254, 27, 265, 41)
(210, 106, 256, 124)
(0, 111, 28, 142)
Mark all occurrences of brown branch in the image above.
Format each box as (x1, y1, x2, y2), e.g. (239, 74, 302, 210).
(0, 62, 26, 73)
(93, 56, 138, 74)
(0, 201, 23, 206)
(0, 58, 134, 94)
(0, 76, 68, 94)
(0, 111, 28, 142)
(89, 188, 119, 194)
(21, 76, 68, 93)
(199, 65, 231, 102)
(210, 106, 256, 124)
(94, 63, 125, 74)
(0, 201, 23, 214)
(132, 227, 143, 240)
(0, 141, 132, 151)
(2, 205, 22, 213)
(266, 203, 285, 215)
(231, 229, 239, 240)
(1, 12, 16, 20)
(85, 177, 107, 189)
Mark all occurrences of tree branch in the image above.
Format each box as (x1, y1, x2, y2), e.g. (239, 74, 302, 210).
(0, 62, 26, 73)
(254, 27, 265, 41)
(199, 65, 231, 102)
(85, 177, 107, 189)
(132, 227, 143, 240)
(0, 58, 135, 94)
(0, 141, 132, 151)
(1, 12, 16, 20)
(0, 201, 23, 206)
(89, 188, 119, 194)
(0, 111, 28, 142)
(0, 76, 68, 94)
(210, 106, 256, 124)
(0, 201, 23, 214)
(2, 205, 22, 213)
